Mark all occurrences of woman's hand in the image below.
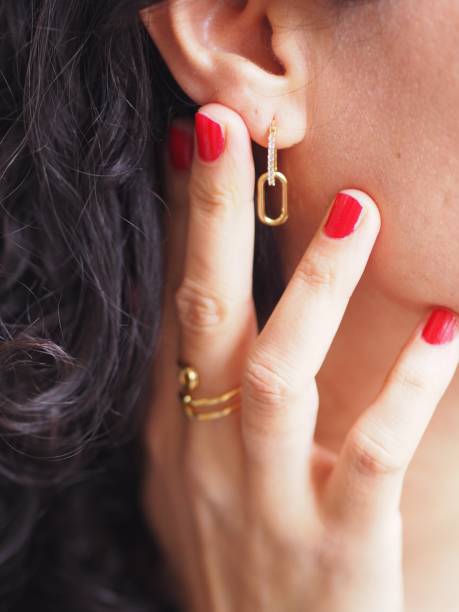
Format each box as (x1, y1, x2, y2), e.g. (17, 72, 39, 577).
(142, 104, 459, 612)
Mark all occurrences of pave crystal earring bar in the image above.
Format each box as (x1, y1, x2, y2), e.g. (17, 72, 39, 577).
(256, 118, 289, 226)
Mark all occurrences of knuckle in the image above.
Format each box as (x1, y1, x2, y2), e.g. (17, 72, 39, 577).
(312, 531, 355, 581)
(181, 440, 212, 500)
(146, 422, 174, 472)
(182, 455, 209, 500)
(295, 251, 337, 294)
(175, 280, 228, 333)
(181, 444, 229, 513)
(390, 363, 432, 396)
(243, 352, 296, 411)
(146, 428, 164, 467)
(346, 425, 404, 477)
(189, 174, 236, 219)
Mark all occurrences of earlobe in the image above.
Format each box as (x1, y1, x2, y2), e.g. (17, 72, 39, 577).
(139, 0, 308, 148)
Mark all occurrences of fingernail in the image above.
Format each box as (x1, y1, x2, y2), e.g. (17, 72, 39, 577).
(168, 125, 194, 170)
(422, 308, 458, 345)
(324, 192, 364, 239)
(195, 112, 225, 162)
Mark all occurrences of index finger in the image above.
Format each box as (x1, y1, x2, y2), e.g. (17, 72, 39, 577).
(241, 190, 381, 466)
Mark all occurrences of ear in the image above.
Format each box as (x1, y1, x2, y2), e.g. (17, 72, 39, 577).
(138, 0, 308, 148)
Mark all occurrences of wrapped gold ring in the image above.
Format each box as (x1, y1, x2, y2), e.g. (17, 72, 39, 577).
(177, 362, 241, 422)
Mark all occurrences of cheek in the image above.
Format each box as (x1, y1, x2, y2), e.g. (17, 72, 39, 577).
(283, 0, 459, 310)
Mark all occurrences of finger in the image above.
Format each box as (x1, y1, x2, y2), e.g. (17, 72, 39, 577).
(154, 119, 194, 370)
(175, 104, 258, 433)
(147, 120, 194, 450)
(163, 120, 194, 300)
(328, 307, 459, 528)
(241, 190, 380, 501)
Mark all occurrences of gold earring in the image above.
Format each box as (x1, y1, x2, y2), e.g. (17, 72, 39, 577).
(256, 118, 288, 226)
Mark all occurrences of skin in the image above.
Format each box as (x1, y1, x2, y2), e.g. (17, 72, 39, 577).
(139, 1, 459, 610)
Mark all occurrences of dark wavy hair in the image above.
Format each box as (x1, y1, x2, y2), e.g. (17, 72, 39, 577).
(0, 1, 284, 610)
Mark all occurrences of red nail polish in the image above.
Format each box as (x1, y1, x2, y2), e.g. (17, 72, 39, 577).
(195, 113, 225, 162)
(324, 193, 364, 239)
(168, 125, 194, 170)
(422, 308, 458, 345)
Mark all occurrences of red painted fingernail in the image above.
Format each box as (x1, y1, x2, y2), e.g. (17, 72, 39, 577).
(168, 125, 194, 170)
(324, 193, 364, 239)
(422, 308, 458, 345)
(195, 113, 225, 162)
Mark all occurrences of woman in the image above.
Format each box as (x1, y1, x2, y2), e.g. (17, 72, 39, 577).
(0, 0, 458, 610)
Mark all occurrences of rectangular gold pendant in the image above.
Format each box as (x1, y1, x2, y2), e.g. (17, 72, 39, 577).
(257, 171, 289, 226)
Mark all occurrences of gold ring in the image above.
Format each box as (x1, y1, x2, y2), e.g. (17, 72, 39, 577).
(177, 362, 241, 422)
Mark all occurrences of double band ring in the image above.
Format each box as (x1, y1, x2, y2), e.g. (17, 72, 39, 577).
(177, 362, 241, 422)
